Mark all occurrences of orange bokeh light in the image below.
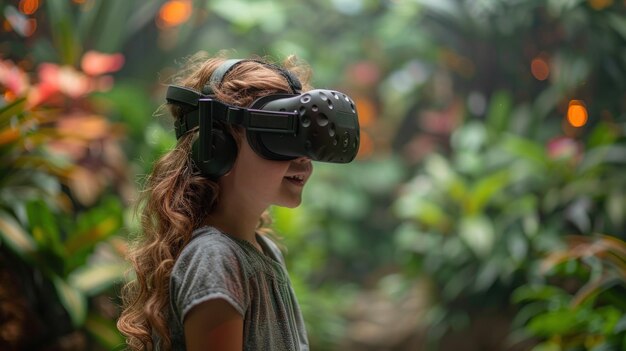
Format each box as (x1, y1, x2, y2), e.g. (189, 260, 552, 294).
(531, 56, 550, 81)
(354, 97, 376, 127)
(356, 130, 374, 159)
(19, 0, 39, 15)
(567, 100, 588, 127)
(588, 0, 613, 10)
(158, 0, 192, 28)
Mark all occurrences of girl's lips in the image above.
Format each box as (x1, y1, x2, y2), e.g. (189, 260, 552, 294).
(284, 174, 307, 186)
(284, 176, 305, 186)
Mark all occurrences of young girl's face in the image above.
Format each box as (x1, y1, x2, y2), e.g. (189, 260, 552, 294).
(220, 134, 313, 210)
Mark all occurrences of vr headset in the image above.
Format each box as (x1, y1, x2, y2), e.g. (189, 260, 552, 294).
(165, 59, 360, 178)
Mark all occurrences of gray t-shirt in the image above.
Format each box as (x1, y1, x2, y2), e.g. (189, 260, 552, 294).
(164, 226, 309, 350)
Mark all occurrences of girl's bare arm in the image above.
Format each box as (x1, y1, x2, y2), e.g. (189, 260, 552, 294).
(184, 299, 244, 351)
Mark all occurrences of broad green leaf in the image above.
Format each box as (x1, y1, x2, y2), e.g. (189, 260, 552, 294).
(93, 0, 132, 52)
(64, 217, 120, 256)
(0, 98, 27, 127)
(414, 199, 449, 229)
(531, 342, 561, 351)
(53, 276, 87, 327)
(606, 191, 625, 229)
(76, 0, 103, 43)
(68, 262, 127, 296)
(527, 309, 582, 336)
(424, 154, 456, 187)
(450, 122, 487, 153)
(512, 285, 566, 303)
(459, 216, 494, 257)
(465, 169, 511, 215)
(580, 145, 626, 173)
(0, 211, 36, 259)
(474, 259, 499, 292)
(45, 0, 80, 65)
(65, 197, 123, 257)
(502, 135, 547, 166)
(607, 13, 626, 40)
(588, 122, 620, 148)
(507, 231, 528, 263)
(486, 90, 512, 136)
(210, 0, 287, 33)
(26, 199, 62, 254)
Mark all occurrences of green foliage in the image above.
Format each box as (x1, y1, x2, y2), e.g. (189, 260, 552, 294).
(2, 0, 625, 350)
(511, 235, 626, 350)
(0, 88, 126, 348)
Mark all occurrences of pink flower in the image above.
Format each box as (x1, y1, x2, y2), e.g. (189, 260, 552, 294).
(80, 51, 125, 76)
(547, 137, 583, 161)
(0, 59, 30, 96)
(347, 61, 381, 87)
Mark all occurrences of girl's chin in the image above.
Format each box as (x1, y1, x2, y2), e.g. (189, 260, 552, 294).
(274, 197, 303, 209)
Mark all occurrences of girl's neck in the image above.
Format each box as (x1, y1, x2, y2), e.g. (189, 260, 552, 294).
(205, 196, 265, 252)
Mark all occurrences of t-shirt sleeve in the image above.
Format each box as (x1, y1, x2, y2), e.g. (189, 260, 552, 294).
(169, 234, 250, 325)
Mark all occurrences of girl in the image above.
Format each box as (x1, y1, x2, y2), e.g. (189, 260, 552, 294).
(117, 55, 316, 350)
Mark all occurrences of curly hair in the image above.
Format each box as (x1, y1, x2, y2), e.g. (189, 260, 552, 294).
(117, 53, 311, 351)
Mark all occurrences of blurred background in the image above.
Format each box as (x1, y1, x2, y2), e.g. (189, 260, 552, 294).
(1, 0, 625, 350)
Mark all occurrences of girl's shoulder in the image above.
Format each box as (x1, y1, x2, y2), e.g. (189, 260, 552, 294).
(174, 226, 253, 273)
(182, 226, 244, 255)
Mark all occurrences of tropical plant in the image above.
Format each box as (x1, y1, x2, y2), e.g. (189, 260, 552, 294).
(0, 53, 128, 350)
(386, 0, 625, 348)
(512, 235, 626, 351)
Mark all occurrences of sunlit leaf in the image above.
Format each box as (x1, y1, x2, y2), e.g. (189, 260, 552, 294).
(527, 309, 582, 336)
(512, 285, 567, 304)
(53, 276, 87, 327)
(465, 169, 511, 215)
(64, 217, 120, 256)
(210, 0, 287, 32)
(424, 154, 456, 186)
(450, 122, 487, 153)
(69, 262, 127, 296)
(459, 216, 494, 257)
(502, 135, 547, 166)
(0, 210, 36, 259)
(64, 197, 123, 258)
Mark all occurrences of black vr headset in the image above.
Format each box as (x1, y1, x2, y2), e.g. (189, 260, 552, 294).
(165, 59, 360, 179)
